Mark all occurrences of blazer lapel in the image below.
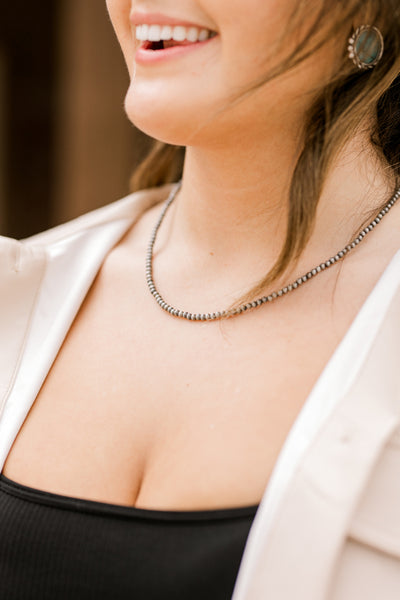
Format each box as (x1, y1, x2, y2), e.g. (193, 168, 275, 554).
(233, 268, 400, 600)
(0, 237, 46, 419)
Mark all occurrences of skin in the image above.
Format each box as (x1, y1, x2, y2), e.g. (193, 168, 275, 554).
(2, 1, 400, 510)
(112, 0, 326, 146)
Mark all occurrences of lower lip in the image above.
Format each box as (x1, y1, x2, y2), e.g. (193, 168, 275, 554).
(135, 36, 218, 65)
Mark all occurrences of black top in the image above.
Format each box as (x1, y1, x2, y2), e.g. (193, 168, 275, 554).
(0, 473, 259, 599)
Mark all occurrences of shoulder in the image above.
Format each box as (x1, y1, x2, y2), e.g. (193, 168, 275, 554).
(22, 184, 173, 249)
(0, 183, 172, 346)
(0, 184, 171, 293)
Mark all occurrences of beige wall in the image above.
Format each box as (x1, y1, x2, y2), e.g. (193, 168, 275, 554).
(52, 0, 150, 225)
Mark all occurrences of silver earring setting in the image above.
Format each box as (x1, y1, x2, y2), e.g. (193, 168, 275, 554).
(348, 25, 384, 70)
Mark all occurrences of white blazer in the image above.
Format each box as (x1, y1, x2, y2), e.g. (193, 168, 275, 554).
(1, 183, 400, 599)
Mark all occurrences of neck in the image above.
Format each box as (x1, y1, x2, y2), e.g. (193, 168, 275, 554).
(178, 141, 295, 257)
(159, 123, 395, 301)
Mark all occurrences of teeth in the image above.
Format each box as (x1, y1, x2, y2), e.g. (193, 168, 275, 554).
(172, 26, 186, 42)
(148, 25, 162, 42)
(160, 25, 172, 40)
(136, 24, 148, 41)
(187, 27, 199, 43)
(135, 24, 215, 43)
(198, 28, 209, 42)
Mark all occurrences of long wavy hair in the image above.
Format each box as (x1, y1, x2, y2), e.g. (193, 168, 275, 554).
(130, 0, 400, 308)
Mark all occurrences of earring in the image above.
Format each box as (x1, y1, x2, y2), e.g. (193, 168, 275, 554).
(348, 25, 384, 70)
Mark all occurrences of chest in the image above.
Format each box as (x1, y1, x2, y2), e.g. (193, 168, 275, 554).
(1, 252, 367, 511)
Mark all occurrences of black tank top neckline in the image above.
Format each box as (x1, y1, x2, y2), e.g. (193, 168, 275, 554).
(0, 472, 259, 521)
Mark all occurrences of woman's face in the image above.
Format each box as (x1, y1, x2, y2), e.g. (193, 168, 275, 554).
(106, 0, 333, 146)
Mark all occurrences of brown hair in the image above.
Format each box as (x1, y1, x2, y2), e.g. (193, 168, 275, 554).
(130, 0, 400, 309)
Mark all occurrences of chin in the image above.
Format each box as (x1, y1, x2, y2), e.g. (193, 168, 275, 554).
(123, 79, 217, 147)
(124, 98, 185, 145)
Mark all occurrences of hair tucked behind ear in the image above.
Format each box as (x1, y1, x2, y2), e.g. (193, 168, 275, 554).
(130, 0, 400, 309)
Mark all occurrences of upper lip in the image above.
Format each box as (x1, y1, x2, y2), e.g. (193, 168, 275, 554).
(130, 11, 216, 31)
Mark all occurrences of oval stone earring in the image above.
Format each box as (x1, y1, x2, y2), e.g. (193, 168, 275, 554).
(348, 25, 384, 70)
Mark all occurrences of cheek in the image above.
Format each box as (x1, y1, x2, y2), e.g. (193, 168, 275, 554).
(218, 0, 297, 80)
(106, 0, 135, 75)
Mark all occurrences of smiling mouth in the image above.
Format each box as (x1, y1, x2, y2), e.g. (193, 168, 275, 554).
(136, 24, 218, 51)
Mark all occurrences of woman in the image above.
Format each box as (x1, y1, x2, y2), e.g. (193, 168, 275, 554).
(0, 0, 400, 598)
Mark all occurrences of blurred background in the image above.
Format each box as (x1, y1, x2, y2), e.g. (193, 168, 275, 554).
(0, 0, 152, 239)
